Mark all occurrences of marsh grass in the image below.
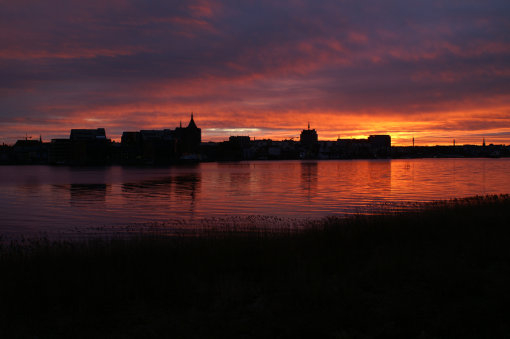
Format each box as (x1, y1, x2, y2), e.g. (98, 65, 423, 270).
(1, 195, 510, 338)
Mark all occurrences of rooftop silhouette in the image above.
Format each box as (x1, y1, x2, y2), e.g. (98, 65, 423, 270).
(1, 116, 509, 165)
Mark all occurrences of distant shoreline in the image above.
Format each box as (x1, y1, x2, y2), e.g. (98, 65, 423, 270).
(0, 153, 509, 167)
(2, 139, 509, 165)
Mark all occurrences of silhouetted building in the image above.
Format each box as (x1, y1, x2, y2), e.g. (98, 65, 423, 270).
(336, 138, 371, 158)
(221, 136, 252, 160)
(49, 139, 71, 164)
(12, 139, 47, 164)
(69, 128, 110, 165)
(229, 136, 251, 146)
(368, 135, 391, 148)
(175, 113, 201, 156)
(318, 141, 336, 159)
(122, 131, 141, 145)
(368, 135, 391, 157)
(280, 139, 300, 159)
(121, 131, 142, 164)
(300, 123, 319, 158)
(300, 123, 318, 146)
(70, 128, 107, 141)
(0, 144, 12, 164)
(118, 114, 202, 164)
(139, 129, 177, 164)
(335, 135, 391, 158)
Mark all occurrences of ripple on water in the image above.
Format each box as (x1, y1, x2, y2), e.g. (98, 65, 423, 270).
(1, 159, 510, 238)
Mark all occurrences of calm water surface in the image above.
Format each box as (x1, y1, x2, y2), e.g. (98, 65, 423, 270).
(1, 158, 509, 237)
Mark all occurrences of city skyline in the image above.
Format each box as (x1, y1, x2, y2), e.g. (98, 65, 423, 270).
(1, 0, 509, 145)
(0, 117, 498, 147)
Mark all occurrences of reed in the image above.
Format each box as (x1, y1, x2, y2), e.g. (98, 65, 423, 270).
(1, 195, 509, 338)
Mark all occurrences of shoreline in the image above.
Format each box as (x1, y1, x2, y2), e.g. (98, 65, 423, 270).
(1, 194, 510, 338)
(2, 194, 508, 242)
(1, 153, 510, 166)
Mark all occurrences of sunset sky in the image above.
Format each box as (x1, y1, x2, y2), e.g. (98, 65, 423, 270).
(1, 0, 509, 145)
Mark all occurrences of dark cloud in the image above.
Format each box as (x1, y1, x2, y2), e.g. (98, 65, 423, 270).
(1, 0, 510, 143)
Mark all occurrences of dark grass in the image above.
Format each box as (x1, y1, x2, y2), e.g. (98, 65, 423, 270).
(1, 195, 510, 338)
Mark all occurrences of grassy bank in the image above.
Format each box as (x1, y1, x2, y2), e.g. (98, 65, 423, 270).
(1, 195, 510, 338)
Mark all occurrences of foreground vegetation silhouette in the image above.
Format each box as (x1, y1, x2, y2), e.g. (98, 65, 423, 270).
(1, 195, 509, 338)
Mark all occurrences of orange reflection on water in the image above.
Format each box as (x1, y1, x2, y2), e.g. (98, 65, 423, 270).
(1, 159, 510, 237)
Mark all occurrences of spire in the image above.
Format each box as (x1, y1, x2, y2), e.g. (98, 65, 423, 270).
(180, 120, 182, 128)
(308, 122, 310, 130)
(483, 138, 486, 147)
(187, 112, 198, 129)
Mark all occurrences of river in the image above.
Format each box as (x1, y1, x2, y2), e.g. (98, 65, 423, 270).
(1, 158, 509, 238)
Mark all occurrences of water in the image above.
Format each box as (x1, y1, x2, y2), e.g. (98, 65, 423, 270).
(1, 158, 509, 238)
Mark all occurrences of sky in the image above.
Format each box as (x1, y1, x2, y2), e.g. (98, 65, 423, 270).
(1, 0, 510, 145)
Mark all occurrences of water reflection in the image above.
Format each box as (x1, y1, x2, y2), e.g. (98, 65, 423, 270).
(301, 161, 318, 200)
(227, 164, 252, 191)
(173, 174, 201, 213)
(70, 184, 109, 203)
(122, 173, 201, 214)
(1, 159, 510, 237)
(52, 183, 111, 204)
(367, 160, 391, 198)
(122, 177, 173, 197)
(122, 174, 201, 198)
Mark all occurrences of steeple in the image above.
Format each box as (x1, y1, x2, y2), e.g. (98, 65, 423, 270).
(308, 122, 310, 130)
(187, 112, 197, 129)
